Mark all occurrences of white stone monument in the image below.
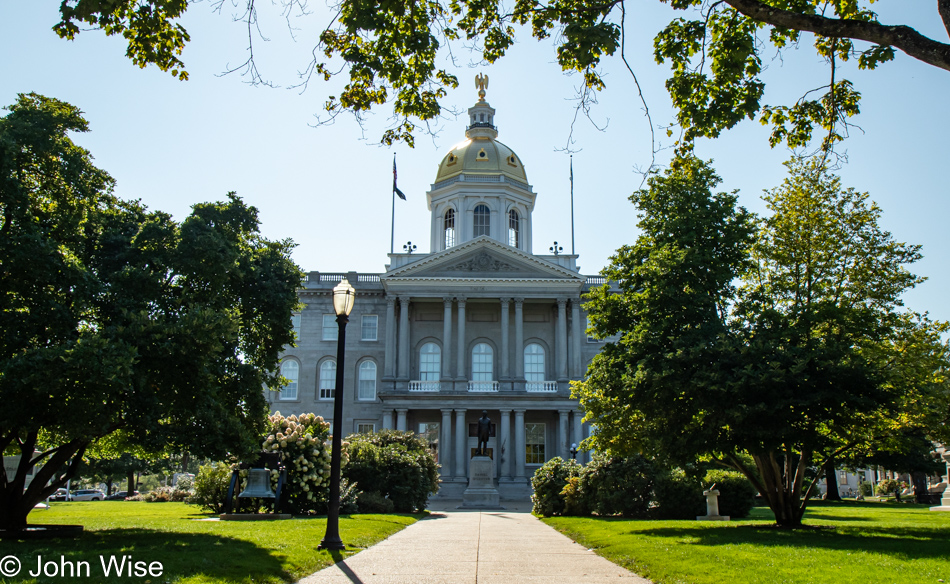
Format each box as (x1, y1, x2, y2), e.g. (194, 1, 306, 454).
(929, 451, 950, 512)
(697, 487, 730, 521)
(461, 455, 502, 508)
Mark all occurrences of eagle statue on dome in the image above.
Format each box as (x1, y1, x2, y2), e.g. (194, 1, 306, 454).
(475, 73, 489, 102)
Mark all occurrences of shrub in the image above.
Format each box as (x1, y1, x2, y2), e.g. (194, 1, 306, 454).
(876, 479, 900, 496)
(189, 462, 232, 514)
(858, 480, 874, 497)
(343, 430, 439, 512)
(357, 491, 395, 514)
(531, 457, 582, 517)
(653, 468, 705, 519)
(560, 477, 589, 516)
(703, 469, 756, 518)
(580, 454, 656, 518)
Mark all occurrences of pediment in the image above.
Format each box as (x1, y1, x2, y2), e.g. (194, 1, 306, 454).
(383, 237, 582, 282)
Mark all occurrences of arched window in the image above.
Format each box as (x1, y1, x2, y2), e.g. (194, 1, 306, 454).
(524, 344, 545, 383)
(420, 343, 441, 381)
(472, 343, 493, 381)
(358, 361, 376, 400)
(474, 204, 490, 237)
(319, 360, 336, 400)
(508, 209, 520, 247)
(444, 209, 456, 249)
(280, 360, 298, 400)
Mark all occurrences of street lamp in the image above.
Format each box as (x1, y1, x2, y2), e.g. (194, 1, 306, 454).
(319, 278, 356, 551)
(570, 443, 578, 461)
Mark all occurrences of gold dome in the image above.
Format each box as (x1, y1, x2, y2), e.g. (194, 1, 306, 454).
(434, 138, 528, 185)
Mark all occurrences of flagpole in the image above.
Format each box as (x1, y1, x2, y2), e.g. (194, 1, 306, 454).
(570, 155, 576, 255)
(391, 154, 396, 254)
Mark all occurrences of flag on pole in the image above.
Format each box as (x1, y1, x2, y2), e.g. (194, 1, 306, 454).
(393, 157, 406, 200)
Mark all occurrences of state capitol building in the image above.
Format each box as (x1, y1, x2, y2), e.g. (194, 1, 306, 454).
(267, 81, 609, 500)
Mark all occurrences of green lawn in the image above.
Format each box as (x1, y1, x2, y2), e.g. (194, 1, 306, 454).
(0, 502, 420, 584)
(542, 501, 950, 584)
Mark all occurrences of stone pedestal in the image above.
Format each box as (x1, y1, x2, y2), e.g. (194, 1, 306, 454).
(697, 488, 729, 521)
(460, 456, 502, 509)
(930, 452, 950, 511)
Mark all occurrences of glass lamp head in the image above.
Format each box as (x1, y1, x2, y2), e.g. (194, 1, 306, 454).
(332, 278, 356, 316)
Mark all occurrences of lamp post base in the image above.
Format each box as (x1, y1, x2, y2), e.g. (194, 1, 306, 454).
(317, 538, 346, 551)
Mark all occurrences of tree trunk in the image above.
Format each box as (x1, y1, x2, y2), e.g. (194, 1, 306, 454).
(0, 488, 33, 532)
(127, 471, 136, 495)
(912, 471, 928, 503)
(752, 451, 806, 527)
(824, 462, 841, 500)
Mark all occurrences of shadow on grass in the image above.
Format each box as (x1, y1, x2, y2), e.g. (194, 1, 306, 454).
(625, 523, 950, 560)
(1, 528, 291, 584)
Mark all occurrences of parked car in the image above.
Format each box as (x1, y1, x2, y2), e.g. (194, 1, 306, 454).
(105, 490, 139, 500)
(70, 489, 104, 501)
(49, 488, 69, 501)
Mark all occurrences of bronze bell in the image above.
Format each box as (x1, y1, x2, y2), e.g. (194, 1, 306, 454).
(238, 468, 276, 499)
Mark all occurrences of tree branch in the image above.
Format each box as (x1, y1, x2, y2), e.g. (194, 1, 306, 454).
(723, 0, 950, 71)
(940, 0, 950, 38)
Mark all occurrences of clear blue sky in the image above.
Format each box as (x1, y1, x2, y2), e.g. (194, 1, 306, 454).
(3, 2, 948, 323)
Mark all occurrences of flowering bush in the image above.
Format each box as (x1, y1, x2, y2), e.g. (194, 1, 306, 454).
(261, 411, 341, 515)
(130, 485, 190, 502)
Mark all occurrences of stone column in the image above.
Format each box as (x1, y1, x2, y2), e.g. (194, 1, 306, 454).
(384, 296, 396, 378)
(455, 409, 468, 478)
(500, 298, 510, 381)
(398, 296, 411, 380)
(571, 299, 582, 378)
(558, 409, 570, 460)
(514, 410, 526, 479)
(396, 408, 408, 432)
(456, 297, 467, 380)
(382, 410, 394, 430)
(514, 298, 524, 380)
(499, 409, 511, 479)
(573, 410, 585, 464)
(442, 297, 453, 379)
(556, 298, 568, 381)
(441, 409, 454, 479)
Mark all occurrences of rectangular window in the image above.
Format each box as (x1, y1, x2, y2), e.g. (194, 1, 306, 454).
(323, 314, 338, 341)
(586, 315, 600, 343)
(839, 471, 849, 485)
(357, 423, 375, 434)
(419, 422, 440, 463)
(525, 423, 545, 464)
(361, 315, 378, 341)
(291, 313, 301, 340)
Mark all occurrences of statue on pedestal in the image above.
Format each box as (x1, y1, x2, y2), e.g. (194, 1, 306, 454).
(476, 410, 491, 456)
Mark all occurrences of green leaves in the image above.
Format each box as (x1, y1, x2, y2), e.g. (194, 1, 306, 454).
(55, 0, 191, 80)
(577, 154, 946, 525)
(0, 94, 303, 497)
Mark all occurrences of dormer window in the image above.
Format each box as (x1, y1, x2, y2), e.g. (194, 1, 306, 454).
(508, 209, 520, 247)
(444, 209, 456, 248)
(474, 204, 490, 237)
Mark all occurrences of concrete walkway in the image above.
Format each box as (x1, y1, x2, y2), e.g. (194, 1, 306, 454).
(297, 501, 650, 584)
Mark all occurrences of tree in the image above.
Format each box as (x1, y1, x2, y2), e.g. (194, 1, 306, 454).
(0, 94, 303, 532)
(576, 156, 949, 527)
(50, 1, 950, 149)
(80, 453, 151, 496)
